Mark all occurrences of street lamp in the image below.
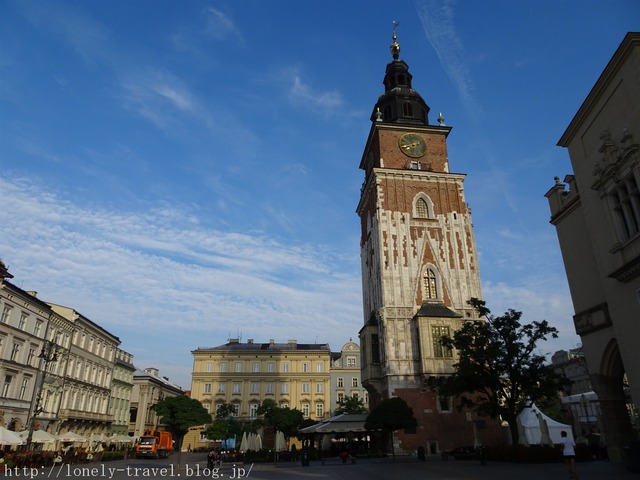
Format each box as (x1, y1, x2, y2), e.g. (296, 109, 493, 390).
(26, 341, 59, 450)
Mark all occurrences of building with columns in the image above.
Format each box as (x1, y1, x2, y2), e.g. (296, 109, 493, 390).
(129, 367, 184, 437)
(545, 32, 640, 462)
(356, 30, 501, 454)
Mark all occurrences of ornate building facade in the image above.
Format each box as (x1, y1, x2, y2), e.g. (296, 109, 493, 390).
(357, 31, 500, 453)
(546, 32, 640, 462)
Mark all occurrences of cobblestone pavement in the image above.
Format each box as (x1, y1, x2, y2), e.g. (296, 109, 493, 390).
(6, 453, 637, 479)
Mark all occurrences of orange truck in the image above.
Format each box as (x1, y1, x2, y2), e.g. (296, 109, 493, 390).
(135, 430, 173, 459)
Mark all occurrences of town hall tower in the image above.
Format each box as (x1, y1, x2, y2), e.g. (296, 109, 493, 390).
(357, 29, 489, 452)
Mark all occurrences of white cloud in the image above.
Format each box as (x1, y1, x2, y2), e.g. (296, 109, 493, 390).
(204, 7, 244, 43)
(0, 176, 362, 388)
(289, 73, 343, 111)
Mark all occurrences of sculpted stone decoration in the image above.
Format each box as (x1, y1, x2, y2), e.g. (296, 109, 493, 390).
(592, 129, 639, 186)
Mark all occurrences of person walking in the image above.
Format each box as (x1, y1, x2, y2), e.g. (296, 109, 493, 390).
(559, 430, 578, 480)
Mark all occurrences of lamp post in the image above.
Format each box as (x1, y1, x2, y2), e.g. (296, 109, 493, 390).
(26, 341, 59, 450)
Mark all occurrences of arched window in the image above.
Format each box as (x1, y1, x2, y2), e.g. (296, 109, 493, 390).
(423, 268, 438, 300)
(416, 198, 429, 217)
(414, 194, 435, 219)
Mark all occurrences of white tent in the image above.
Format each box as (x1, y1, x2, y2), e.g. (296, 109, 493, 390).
(518, 403, 573, 445)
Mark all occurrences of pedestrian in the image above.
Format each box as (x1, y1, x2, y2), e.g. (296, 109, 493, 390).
(559, 430, 578, 480)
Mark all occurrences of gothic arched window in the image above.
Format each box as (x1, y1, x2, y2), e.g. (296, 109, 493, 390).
(414, 194, 435, 219)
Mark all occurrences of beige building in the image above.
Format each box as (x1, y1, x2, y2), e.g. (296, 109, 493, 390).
(129, 367, 183, 437)
(545, 32, 640, 462)
(48, 303, 121, 438)
(110, 348, 135, 435)
(329, 340, 368, 415)
(191, 339, 331, 421)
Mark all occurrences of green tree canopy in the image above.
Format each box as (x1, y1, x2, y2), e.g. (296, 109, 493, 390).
(154, 394, 211, 466)
(365, 397, 417, 458)
(335, 395, 368, 415)
(440, 298, 565, 444)
(205, 416, 242, 442)
(256, 399, 304, 439)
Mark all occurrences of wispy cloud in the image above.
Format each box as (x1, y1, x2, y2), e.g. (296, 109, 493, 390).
(0, 176, 362, 387)
(289, 72, 343, 111)
(204, 7, 244, 43)
(415, 0, 482, 118)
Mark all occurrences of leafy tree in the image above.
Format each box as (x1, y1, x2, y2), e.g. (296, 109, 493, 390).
(154, 395, 211, 467)
(257, 399, 304, 439)
(440, 298, 564, 445)
(213, 402, 236, 419)
(205, 416, 242, 443)
(365, 397, 417, 458)
(335, 395, 368, 415)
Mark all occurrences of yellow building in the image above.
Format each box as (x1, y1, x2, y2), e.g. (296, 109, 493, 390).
(187, 339, 331, 451)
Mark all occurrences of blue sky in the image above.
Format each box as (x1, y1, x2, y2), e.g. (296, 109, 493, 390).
(1, 0, 638, 389)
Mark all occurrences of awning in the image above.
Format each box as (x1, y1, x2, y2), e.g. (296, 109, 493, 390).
(299, 413, 370, 434)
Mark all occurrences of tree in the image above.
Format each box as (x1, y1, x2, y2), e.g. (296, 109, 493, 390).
(365, 397, 417, 458)
(335, 395, 368, 415)
(154, 395, 211, 467)
(256, 399, 304, 439)
(440, 298, 565, 445)
(205, 416, 242, 443)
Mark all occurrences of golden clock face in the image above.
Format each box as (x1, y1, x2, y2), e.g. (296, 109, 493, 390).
(399, 133, 427, 158)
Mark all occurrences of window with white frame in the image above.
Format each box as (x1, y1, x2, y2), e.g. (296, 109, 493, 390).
(235, 362, 243, 372)
(1, 305, 11, 323)
(204, 383, 212, 394)
(282, 362, 289, 373)
(303, 363, 310, 373)
(301, 403, 310, 417)
(249, 403, 259, 417)
(316, 383, 323, 393)
(337, 392, 344, 403)
(346, 356, 356, 367)
(34, 320, 43, 336)
(351, 377, 358, 388)
(266, 383, 274, 394)
(251, 382, 259, 394)
(337, 377, 344, 388)
(252, 362, 260, 373)
(316, 362, 323, 373)
(233, 382, 241, 394)
(281, 383, 289, 394)
(316, 403, 324, 418)
(206, 362, 213, 373)
(302, 383, 310, 394)
(18, 312, 27, 330)
(217, 383, 226, 394)
(19, 378, 29, 400)
(10, 343, 20, 361)
(2, 375, 13, 397)
(220, 362, 228, 372)
(267, 362, 274, 372)
(232, 404, 240, 416)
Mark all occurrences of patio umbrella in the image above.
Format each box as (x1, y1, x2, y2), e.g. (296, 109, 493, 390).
(0, 426, 25, 446)
(109, 434, 134, 443)
(275, 431, 286, 451)
(19, 429, 56, 444)
(57, 431, 88, 443)
(255, 434, 262, 450)
(239, 432, 248, 451)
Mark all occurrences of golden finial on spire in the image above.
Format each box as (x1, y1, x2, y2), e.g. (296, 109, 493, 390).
(390, 20, 400, 59)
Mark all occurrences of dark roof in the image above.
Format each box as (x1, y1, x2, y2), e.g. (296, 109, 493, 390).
(194, 341, 331, 353)
(415, 303, 462, 318)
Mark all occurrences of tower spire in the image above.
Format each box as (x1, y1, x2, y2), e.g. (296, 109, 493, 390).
(390, 21, 401, 60)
